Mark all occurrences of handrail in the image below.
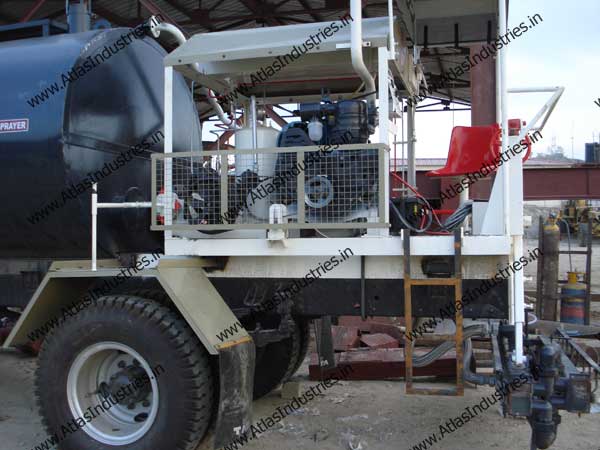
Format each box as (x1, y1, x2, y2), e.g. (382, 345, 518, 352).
(91, 183, 152, 271)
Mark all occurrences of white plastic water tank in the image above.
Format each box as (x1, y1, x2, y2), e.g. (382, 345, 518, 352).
(234, 125, 279, 177)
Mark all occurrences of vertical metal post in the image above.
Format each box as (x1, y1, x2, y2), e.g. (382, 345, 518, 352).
(499, 0, 509, 237)
(250, 95, 258, 150)
(513, 235, 525, 364)
(378, 47, 390, 230)
(66, 0, 91, 33)
(91, 182, 97, 271)
(585, 221, 592, 325)
(220, 154, 228, 219)
(296, 150, 305, 225)
(164, 67, 173, 244)
(403, 230, 414, 390)
(407, 101, 416, 191)
(454, 228, 464, 395)
(535, 216, 545, 319)
(387, 0, 395, 57)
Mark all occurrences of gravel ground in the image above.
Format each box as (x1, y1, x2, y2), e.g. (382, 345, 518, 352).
(0, 350, 598, 450)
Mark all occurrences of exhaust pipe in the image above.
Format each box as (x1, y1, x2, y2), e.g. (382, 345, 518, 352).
(149, 19, 239, 128)
(350, 0, 376, 106)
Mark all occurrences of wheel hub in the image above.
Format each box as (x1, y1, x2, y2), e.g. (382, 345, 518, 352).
(67, 342, 160, 446)
(101, 363, 151, 409)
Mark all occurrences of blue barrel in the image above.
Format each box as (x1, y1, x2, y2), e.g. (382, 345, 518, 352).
(560, 272, 586, 324)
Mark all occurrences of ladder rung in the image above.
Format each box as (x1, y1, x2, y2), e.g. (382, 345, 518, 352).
(407, 278, 459, 286)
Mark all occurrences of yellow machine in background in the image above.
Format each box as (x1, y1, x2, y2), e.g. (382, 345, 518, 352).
(559, 200, 600, 245)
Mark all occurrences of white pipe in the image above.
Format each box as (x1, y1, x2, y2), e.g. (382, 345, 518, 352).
(499, 1, 509, 238)
(250, 95, 258, 149)
(350, 0, 376, 104)
(507, 86, 563, 93)
(150, 19, 239, 128)
(97, 202, 152, 208)
(387, 0, 395, 57)
(513, 235, 525, 365)
(91, 183, 97, 271)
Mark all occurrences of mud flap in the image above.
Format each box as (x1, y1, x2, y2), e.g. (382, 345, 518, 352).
(213, 338, 256, 449)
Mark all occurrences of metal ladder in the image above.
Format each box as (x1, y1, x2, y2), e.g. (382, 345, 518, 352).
(403, 228, 464, 396)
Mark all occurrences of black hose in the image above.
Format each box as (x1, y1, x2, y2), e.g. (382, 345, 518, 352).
(390, 198, 433, 233)
(442, 200, 473, 231)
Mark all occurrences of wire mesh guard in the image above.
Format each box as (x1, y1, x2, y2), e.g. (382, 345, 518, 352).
(151, 145, 387, 231)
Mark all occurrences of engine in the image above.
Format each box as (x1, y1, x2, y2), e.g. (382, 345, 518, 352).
(176, 98, 380, 230)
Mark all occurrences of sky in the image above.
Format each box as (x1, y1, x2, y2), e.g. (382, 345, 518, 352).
(202, 0, 600, 160)
(416, 0, 600, 159)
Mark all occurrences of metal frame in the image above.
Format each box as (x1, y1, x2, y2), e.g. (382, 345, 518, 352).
(403, 228, 464, 396)
(157, 3, 562, 370)
(151, 144, 388, 231)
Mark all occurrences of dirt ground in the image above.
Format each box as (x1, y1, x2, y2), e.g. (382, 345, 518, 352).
(0, 349, 598, 450)
(1, 237, 599, 450)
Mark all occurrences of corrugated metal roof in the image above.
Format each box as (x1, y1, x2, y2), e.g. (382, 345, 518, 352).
(0, 0, 507, 106)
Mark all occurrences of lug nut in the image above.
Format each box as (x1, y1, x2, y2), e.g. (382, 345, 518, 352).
(127, 403, 136, 410)
(142, 400, 150, 407)
(118, 360, 126, 368)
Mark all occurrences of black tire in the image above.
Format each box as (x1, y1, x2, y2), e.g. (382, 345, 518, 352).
(35, 295, 214, 450)
(125, 288, 172, 307)
(253, 318, 310, 399)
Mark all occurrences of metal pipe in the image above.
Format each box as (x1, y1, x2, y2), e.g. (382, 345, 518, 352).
(97, 202, 152, 208)
(406, 101, 416, 191)
(250, 95, 258, 150)
(507, 87, 564, 93)
(499, 0, 509, 237)
(66, 0, 91, 33)
(350, 0, 376, 105)
(150, 19, 239, 128)
(513, 235, 525, 365)
(91, 182, 97, 271)
(387, 0, 395, 57)
(360, 255, 366, 320)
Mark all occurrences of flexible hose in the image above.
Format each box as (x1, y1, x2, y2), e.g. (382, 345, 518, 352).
(390, 198, 433, 233)
(442, 200, 473, 231)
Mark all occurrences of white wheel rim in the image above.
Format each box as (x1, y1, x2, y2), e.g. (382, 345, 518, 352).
(66, 342, 159, 446)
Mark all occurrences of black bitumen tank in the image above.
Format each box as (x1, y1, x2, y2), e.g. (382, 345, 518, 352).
(0, 28, 201, 259)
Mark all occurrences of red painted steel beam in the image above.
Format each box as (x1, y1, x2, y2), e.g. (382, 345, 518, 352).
(138, 0, 182, 29)
(396, 165, 600, 201)
(523, 166, 600, 200)
(21, 0, 48, 22)
(264, 105, 288, 128)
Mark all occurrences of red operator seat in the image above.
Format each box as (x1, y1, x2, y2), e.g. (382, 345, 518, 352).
(426, 123, 502, 177)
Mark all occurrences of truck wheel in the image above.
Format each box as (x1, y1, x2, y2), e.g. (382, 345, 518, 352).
(253, 318, 309, 399)
(125, 288, 172, 306)
(35, 295, 214, 450)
